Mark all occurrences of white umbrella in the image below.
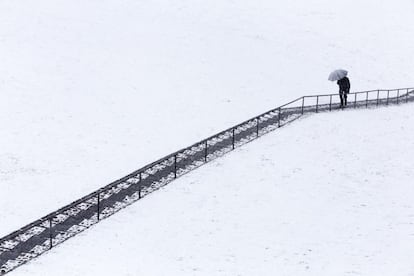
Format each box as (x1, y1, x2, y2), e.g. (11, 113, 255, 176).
(328, 69, 348, 81)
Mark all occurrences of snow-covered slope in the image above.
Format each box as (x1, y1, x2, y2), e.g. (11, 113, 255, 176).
(12, 103, 414, 276)
(1, 0, 414, 237)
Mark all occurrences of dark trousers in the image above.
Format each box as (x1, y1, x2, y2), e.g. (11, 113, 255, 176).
(339, 90, 349, 106)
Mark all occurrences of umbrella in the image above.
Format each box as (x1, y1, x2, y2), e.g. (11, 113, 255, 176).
(328, 69, 348, 81)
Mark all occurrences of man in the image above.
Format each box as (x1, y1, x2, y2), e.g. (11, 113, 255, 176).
(337, 76, 350, 107)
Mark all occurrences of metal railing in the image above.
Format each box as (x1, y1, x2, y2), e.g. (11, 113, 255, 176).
(1, 87, 413, 275)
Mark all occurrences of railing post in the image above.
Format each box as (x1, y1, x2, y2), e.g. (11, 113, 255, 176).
(354, 93, 357, 108)
(174, 154, 177, 179)
(316, 96, 319, 113)
(278, 107, 281, 128)
(407, 88, 409, 103)
(329, 95, 332, 111)
(301, 97, 305, 115)
(138, 172, 142, 199)
(397, 89, 400, 104)
(97, 192, 100, 221)
(365, 91, 369, 108)
(204, 140, 208, 162)
(256, 117, 259, 137)
(376, 90, 379, 106)
(386, 90, 390, 105)
(49, 218, 53, 249)
(232, 128, 235, 150)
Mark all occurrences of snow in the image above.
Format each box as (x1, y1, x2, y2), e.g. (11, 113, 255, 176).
(11, 103, 414, 276)
(1, 0, 414, 273)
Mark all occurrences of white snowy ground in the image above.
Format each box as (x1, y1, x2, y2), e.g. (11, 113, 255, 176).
(1, 0, 414, 238)
(12, 103, 414, 276)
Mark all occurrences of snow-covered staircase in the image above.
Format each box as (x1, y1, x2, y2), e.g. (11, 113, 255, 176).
(1, 88, 413, 275)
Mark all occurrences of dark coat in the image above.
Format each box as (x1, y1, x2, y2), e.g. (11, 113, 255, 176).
(337, 77, 350, 93)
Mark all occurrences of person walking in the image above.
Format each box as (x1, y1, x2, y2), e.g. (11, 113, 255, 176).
(337, 76, 350, 107)
(328, 69, 351, 108)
